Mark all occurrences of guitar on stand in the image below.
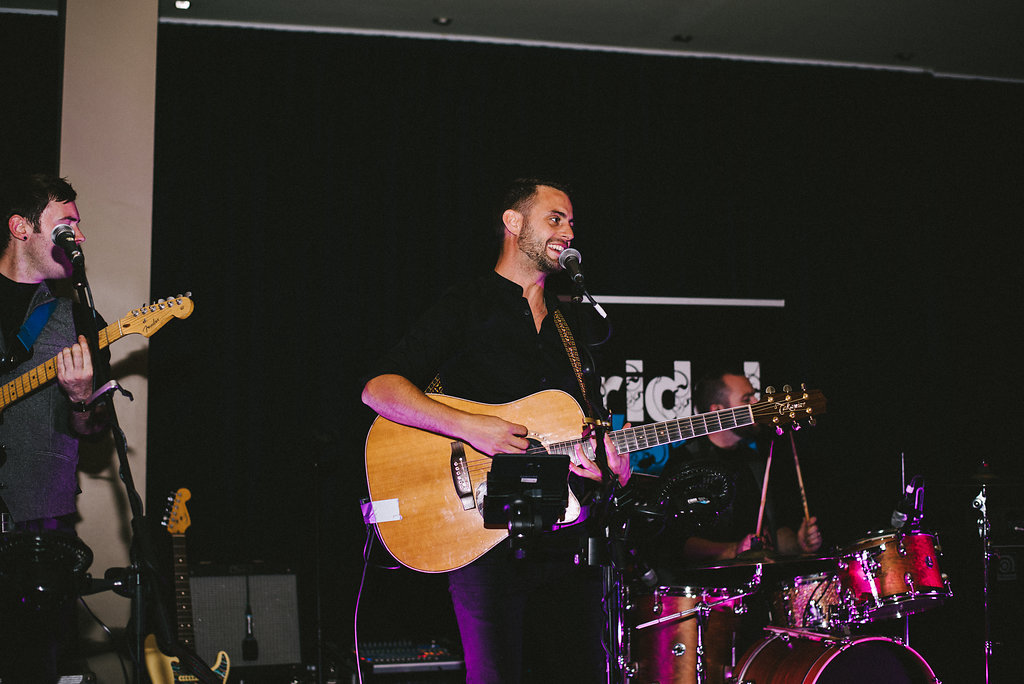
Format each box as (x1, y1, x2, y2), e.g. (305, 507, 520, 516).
(144, 488, 230, 684)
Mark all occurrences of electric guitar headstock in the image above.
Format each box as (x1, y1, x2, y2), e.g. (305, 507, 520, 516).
(163, 487, 192, 536)
(117, 294, 194, 339)
(751, 384, 827, 433)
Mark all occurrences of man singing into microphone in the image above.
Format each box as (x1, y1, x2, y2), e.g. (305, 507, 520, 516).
(362, 178, 631, 683)
(0, 171, 108, 681)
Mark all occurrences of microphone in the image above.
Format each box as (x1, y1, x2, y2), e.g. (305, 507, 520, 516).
(51, 224, 84, 267)
(242, 576, 259, 661)
(891, 475, 922, 530)
(558, 247, 584, 286)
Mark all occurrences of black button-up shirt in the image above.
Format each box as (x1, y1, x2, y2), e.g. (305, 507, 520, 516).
(371, 270, 591, 411)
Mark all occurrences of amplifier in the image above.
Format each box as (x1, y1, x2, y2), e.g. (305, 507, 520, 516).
(189, 564, 302, 669)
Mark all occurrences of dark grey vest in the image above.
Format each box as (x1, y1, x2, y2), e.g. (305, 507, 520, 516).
(0, 283, 80, 522)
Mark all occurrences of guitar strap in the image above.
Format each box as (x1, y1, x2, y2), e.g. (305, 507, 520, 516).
(1, 299, 57, 372)
(552, 309, 596, 420)
(16, 300, 58, 352)
(425, 374, 443, 394)
(423, 308, 594, 421)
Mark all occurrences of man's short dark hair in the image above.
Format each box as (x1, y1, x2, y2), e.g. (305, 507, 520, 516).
(495, 178, 572, 238)
(693, 365, 748, 414)
(0, 172, 77, 254)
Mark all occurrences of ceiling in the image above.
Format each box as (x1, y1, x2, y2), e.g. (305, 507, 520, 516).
(4, 0, 1023, 83)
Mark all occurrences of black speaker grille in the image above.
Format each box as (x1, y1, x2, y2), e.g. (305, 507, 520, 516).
(189, 573, 301, 667)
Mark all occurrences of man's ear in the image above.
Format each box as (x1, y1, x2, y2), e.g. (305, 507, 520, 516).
(502, 209, 522, 237)
(8, 214, 28, 243)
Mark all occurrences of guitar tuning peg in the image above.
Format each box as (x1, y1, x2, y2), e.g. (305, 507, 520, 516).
(776, 426, 785, 436)
(792, 422, 802, 431)
(800, 382, 807, 392)
(783, 384, 792, 393)
(765, 386, 776, 395)
(808, 416, 817, 426)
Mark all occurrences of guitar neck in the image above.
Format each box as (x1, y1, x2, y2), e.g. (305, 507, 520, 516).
(0, 319, 120, 413)
(172, 533, 195, 648)
(542, 404, 754, 463)
(610, 405, 754, 454)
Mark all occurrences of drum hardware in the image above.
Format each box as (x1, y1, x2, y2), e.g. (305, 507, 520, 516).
(634, 567, 762, 632)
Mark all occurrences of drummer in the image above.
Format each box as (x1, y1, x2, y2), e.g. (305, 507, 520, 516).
(665, 367, 822, 563)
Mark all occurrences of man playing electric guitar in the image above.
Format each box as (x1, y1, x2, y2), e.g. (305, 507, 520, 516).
(0, 172, 109, 681)
(362, 178, 631, 684)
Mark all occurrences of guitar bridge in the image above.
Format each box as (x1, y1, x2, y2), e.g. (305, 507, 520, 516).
(450, 442, 476, 510)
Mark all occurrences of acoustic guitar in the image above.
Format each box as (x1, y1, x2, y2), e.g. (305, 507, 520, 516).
(144, 488, 230, 684)
(364, 385, 826, 573)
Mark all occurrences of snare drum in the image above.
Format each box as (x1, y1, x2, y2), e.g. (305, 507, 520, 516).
(627, 585, 742, 684)
(733, 630, 939, 683)
(769, 572, 845, 631)
(838, 531, 951, 622)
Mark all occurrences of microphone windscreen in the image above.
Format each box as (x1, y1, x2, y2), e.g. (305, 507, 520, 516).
(558, 247, 581, 270)
(51, 224, 75, 244)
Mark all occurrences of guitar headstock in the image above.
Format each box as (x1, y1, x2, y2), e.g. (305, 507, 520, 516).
(117, 293, 194, 338)
(752, 384, 827, 433)
(163, 487, 192, 535)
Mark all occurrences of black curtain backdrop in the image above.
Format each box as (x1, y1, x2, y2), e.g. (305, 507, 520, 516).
(147, 26, 1024, 679)
(0, 14, 63, 174)
(5, 14, 1024, 679)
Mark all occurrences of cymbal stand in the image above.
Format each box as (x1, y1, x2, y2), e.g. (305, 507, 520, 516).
(972, 484, 991, 683)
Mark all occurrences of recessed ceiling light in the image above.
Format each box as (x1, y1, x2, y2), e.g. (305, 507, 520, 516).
(174, 1, 191, 9)
(433, 17, 452, 26)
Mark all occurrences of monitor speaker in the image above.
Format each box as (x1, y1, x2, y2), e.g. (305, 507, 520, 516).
(189, 566, 302, 668)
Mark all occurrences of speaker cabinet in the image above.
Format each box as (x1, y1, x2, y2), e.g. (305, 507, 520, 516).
(189, 565, 302, 669)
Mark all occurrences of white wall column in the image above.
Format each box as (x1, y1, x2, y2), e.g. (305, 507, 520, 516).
(60, 0, 159, 637)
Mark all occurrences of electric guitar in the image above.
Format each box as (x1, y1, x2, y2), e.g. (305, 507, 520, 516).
(144, 488, 230, 684)
(0, 294, 194, 414)
(364, 386, 826, 573)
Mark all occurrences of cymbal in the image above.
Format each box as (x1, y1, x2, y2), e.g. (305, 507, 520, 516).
(930, 461, 1022, 487)
(690, 550, 836, 574)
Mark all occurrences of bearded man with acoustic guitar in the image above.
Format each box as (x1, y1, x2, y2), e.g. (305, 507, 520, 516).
(362, 178, 631, 683)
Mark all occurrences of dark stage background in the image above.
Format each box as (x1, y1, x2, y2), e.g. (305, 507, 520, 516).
(4, 14, 1024, 681)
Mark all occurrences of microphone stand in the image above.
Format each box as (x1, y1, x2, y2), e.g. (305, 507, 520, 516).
(569, 284, 626, 683)
(71, 263, 219, 684)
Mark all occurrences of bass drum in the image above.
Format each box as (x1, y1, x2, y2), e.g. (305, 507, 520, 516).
(732, 632, 938, 683)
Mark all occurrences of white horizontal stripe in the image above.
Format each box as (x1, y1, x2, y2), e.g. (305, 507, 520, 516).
(154, 18, 950, 79)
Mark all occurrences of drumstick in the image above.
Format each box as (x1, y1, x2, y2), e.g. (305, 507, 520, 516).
(790, 431, 811, 520)
(755, 439, 774, 538)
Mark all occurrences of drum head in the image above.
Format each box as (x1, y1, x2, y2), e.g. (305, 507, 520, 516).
(813, 637, 937, 683)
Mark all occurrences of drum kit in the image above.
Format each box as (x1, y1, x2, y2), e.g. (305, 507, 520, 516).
(619, 527, 952, 683)
(612, 441, 956, 684)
